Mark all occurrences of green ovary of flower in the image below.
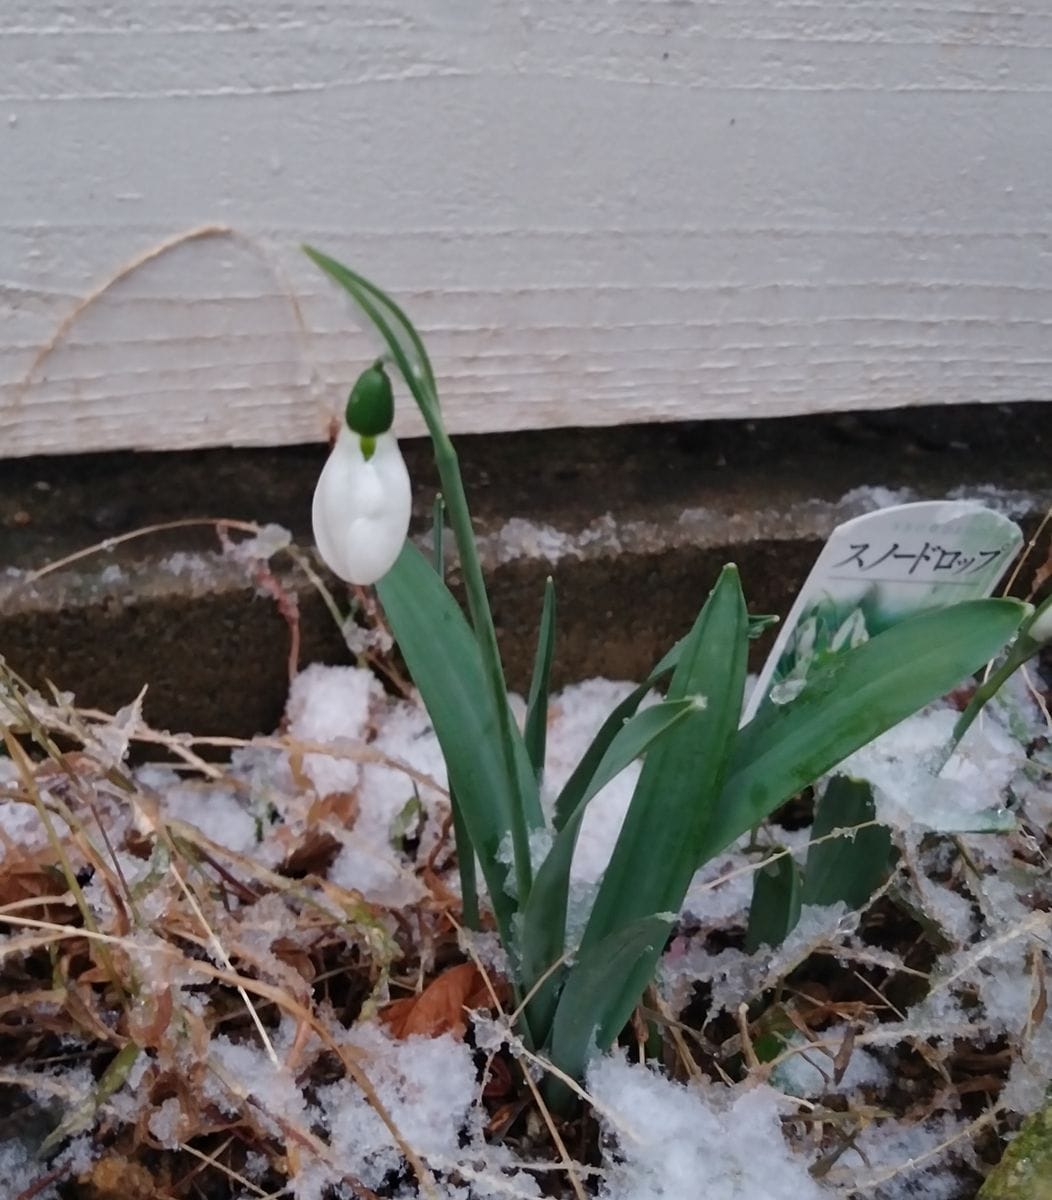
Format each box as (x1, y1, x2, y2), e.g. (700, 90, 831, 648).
(344, 360, 395, 439)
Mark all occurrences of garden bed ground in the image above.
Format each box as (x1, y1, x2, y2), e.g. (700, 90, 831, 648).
(1, 576, 1050, 1198)
(1, 407, 1051, 1198)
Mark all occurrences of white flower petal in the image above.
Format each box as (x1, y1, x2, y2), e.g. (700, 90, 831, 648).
(312, 427, 412, 584)
(1029, 602, 1052, 645)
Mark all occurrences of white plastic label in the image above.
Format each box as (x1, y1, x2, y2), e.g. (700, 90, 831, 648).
(744, 500, 1023, 723)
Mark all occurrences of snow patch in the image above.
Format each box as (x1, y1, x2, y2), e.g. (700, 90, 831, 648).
(588, 1055, 824, 1200)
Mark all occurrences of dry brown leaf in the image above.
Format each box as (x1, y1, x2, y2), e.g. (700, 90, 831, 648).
(0, 837, 72, 911)
(380, 963, 493, 1040)
(128, 985, 175, 1049)
(832, 1025, 856, 1085)
(280, 830, 343, 878)
(81, 1155, 160, 1199)
(310, 790, 359, 826)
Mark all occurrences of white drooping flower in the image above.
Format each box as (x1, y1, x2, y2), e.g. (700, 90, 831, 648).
(312, 362, 412, 585)
(1028, 599, 1052, 645)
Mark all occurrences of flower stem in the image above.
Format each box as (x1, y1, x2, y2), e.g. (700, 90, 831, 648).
(428, 425, 538, 907)
(302, 247, 540, 914)
(940, 632, 1039, 770)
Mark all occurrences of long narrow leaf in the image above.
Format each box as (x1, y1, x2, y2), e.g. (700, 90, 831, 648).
(551, 639, 687, 832)
(801, 775, 892, 910)
(519, 697, 699, 1037)
(309, 249, 541, 909)
(580, 565, 748, 952)
(745, 851, 803, 953)
(544, 915, 671, 1111)
(543, 568, 747, 1076)
(943, 596, 1046, 765)
(552, 680, 652, 831)
(524, 578, 556, 781)
(431, 494, 445, 576)
(376, 543, 539, 952)
(549, 613, 776, 832)
(698, 598, 1026, 864)
(428, 493, 478, 925)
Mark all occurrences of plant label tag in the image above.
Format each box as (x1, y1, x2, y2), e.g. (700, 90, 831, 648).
(743, 500, 1023, 723)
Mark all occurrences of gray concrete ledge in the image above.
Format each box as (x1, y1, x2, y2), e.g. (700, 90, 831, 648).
(2, 404, 1050, 738)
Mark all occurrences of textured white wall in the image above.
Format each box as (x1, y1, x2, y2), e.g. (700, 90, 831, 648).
(2, 2, 1050, 457)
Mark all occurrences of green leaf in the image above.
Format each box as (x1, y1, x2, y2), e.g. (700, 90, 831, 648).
(552, 681, 651, 831)
(550, 635, 687, 833)
(524, 578, 556, 782)
(547, 608, 773, 830)
(541, 568, 747, 1076)
(451, 793, 479, 931)
(544, 914, 672, 1110)
(945, 595, 1042, 762)
(801, 775, 893, 910)
(376, 543, 539, 952)
(519, 697, 700, 1038)
(389, 788, 425, 850)
(977, 1096, 1052, 1199)
(698, 597, 1027, 863)
(431, 494, 445, 576)
(745, 850, 803, 953)
(748, 613, 780, 639)
(303, 246, 438, 406)
(580, 565, 748, 953)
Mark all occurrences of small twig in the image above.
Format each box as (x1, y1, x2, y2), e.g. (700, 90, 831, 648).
(835, 1105, 1001, 1195)
(736, 1002, 762, 1074)
(176, 1140, 278, 1199)
(21, 517, 265, 583)
(166, 859, 280, 1067)
(15, 1167, 70, 1200)
(17, 223, 317, 415)
(647, 987, 705, 1085)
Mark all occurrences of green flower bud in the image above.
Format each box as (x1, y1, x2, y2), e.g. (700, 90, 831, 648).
(344, 360, 394, 437)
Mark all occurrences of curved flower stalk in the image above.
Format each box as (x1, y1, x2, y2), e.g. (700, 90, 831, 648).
(311, 361, 412, 586)
(303, 245, 540, 914)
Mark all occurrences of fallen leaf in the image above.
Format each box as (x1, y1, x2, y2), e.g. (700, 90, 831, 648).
(381, 963, 494, 1040)
(82, 1155, 159, 1199)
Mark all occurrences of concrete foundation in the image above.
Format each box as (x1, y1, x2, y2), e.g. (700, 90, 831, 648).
(2, 404, 1049, 738)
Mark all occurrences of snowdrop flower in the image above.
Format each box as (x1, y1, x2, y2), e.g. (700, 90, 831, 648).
(1027, 598, 1052, 645)
(312, 361, 412, 585)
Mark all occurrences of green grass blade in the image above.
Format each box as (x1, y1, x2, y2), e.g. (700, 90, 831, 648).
(748, 613, 780, 639)
(944, 596, 1042, 763)
(801, 775, 893, 910)
(376, 543, 539, 953)
(39, 1042, 142, 1155)
(699, 597, 1026, 863)
(579, 565, 748, 954)
(745, 850, 803, 953)
(519, 697, 699, 1038)
(542, 569, 747, 1073)
(524, 578, 556, 781)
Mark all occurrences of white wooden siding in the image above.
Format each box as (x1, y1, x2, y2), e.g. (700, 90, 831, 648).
(2, 1, 1051, 458)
